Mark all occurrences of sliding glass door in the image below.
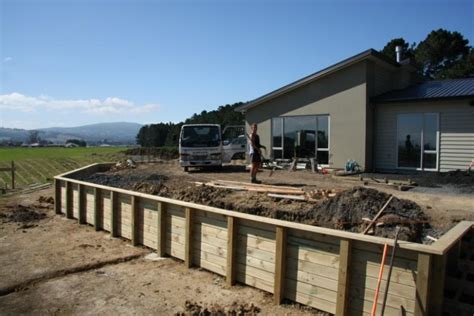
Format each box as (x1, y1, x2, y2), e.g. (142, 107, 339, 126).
(272, 115, 330, 164)
(397, 113, 438, 170)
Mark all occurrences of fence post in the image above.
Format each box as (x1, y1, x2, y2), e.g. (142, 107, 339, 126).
(110, 191, 118, 237)
(274, 226, 287, 304)
(429, 254, 447, 316)
(11, 161, 15, 189)
(157, 202, 167, 256)
(66, 182, 73, 219)
(414, 253, 432, 316)
(94, 187, 101, 231)
(54, 179, 62, 214)
(336, 239, 352, 316)
(185, 207, 193, 268)
(131, 196, 139, 246)
(78, 184, 86, 224)
(226, 216, 237, 287)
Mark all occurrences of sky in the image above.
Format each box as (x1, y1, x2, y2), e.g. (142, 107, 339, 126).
(0, 0, 473, 129)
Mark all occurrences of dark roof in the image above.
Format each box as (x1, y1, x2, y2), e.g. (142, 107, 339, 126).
(374, 78, 474, 103)
(236, 49, 399, 112)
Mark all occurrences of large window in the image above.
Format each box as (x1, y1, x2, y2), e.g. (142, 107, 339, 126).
(272, 115, 330, 164)
(397, 113, 438, 170)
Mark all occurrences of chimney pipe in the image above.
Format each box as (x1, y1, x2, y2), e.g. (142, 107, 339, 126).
(395, 45, 402, 63)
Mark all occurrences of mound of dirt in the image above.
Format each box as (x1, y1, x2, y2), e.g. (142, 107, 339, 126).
(168, 185, 232, 207)
(417, 169, 474, 189)
(176, 300, 261, 316)
(0, 205, 47, 224)
(73, 168, 433, 242)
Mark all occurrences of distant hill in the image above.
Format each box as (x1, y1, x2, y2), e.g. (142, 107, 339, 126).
(0, 122, 142, 144)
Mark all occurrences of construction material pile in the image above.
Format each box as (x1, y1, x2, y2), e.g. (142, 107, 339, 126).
(110, 159, 136, 171)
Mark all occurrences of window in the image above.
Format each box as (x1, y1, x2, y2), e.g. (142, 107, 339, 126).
(397, 113, 438, 170)
(272, 115, 330, 164)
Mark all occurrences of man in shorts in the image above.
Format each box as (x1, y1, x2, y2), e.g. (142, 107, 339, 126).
(249, 123, 266, 184)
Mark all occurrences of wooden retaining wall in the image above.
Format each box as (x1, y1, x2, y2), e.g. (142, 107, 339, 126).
(54, 164, 474, 316)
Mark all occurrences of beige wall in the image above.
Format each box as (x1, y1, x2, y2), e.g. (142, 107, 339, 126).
(374, 100, 474, 171)
(245, 61, 369, 169)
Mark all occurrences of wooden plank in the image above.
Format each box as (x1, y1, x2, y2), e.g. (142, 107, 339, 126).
(78, 184, 86, 224)
(429, 255, 446, 316)
(94, 187, 101, 231)
(286, 258, 339, 281)
(110, 191, 118, 237)
(131, 195, 139, 246)
(227, 216, 236, 287)
(414, 253, 431, 316)
(335, 239, 351, 316)
(274, 226, 287, 304)
(65, 181, 73, 219)
(285, 289, 336, 314)
(351, 286, 415, 313)
(362, 195, 393, 234)
(57, 171, 473, 256)
(432, 221, 473, 255)
(54, 179, 61, 214)
(185, 207, 193, 268)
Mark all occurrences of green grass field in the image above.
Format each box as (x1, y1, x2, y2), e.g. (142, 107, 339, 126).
(0, 147, 125, 188)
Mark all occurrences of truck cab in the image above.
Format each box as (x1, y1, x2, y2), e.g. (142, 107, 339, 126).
(179, 124, 244, 172)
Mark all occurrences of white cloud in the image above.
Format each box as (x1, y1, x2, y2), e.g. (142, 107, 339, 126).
(3, 57, 13, 63)
(0, 92, 160, 115)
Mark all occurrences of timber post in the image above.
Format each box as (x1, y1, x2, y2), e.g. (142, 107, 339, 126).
(226, 216, 237, 287)
(274, 226, 287, 304)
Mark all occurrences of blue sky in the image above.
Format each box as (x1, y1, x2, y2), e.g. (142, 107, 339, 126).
(1, 0, 473, 129)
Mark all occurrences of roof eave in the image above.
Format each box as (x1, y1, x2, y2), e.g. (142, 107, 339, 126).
(236, 49, 399, 112)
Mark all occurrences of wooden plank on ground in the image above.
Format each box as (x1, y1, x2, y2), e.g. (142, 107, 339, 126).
(335, 239, 351, 316)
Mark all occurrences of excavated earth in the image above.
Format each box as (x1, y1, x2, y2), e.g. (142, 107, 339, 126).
(77, 166, 438, 243)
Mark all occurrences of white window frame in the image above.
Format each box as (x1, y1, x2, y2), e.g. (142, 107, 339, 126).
(396, 112, 439, 171)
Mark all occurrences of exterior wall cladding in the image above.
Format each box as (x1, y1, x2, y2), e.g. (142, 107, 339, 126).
(244, 59, 413, 171)
(374, 100, 474, 172)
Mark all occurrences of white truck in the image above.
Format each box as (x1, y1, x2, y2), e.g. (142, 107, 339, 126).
(179, 124, 245, 171)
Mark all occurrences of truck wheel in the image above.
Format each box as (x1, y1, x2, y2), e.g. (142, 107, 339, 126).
(184, 167, 189, 172)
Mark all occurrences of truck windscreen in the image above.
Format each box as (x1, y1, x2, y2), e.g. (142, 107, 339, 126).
(181, 126, 221, 147)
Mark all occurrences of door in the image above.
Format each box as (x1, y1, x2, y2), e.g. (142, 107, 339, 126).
(397, 113, 439, 170)
(222, 125, 245, 162)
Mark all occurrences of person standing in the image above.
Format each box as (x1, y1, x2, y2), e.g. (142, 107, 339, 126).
(249, 123, 266, 183)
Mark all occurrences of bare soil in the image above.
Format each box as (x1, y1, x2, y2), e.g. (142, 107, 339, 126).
(0, 188, 319, 315)
(76, 161, 474, 243)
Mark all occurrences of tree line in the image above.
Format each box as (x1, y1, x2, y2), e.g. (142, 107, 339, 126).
(136, 102, 245, 147)
(380, 28, 473, 79)
(137, 28, 473, 148)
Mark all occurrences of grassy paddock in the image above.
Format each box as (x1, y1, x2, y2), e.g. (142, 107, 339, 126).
(0, 147, 125, 189)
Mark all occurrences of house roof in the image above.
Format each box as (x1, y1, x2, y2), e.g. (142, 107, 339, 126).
(374, 78, 474, 103)
(236, 49, 400, 112)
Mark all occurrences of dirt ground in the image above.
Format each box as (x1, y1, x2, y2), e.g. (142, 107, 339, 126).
(77, 161, 474, 243)
(0, 188, 319, 315)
